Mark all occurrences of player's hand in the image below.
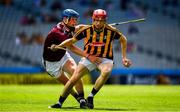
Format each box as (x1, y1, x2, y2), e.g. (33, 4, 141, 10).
(122, 58, 132, 67)
(48, 44, 63, 51)
(88, 55, 102, 65)
(48, 44, 58, 51)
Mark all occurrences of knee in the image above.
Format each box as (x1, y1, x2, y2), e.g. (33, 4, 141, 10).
(69, 65, 77, 74)
(101, 67, 112, 75)
(100, 67, 112, 79)
(68, 61, 77, 72)
(99, 63, 113, 75)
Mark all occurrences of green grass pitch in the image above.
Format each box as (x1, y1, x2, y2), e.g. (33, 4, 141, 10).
(0, 85, 180, 112)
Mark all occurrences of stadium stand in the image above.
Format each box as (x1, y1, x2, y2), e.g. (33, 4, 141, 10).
(0, 0, 179, 84)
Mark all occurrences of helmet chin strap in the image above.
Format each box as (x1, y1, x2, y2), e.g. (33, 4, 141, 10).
(63, 17, 69, 25)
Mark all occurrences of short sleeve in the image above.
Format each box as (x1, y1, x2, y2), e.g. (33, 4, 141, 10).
(74, 29, 86, 40)
(114, 30, 122, 40)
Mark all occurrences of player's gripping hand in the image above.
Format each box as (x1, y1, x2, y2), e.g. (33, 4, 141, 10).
(87, 55, 102, 65)
(48, 44, 66, 51)
(122, 58, 132, 67)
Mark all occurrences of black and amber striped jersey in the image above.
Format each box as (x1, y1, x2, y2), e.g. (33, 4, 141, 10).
(74, 24, 122, 60)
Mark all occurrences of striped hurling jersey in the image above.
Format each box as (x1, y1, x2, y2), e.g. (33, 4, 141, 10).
(74, 24, 122, 60)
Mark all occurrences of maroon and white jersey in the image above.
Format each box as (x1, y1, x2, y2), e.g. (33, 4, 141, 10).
(43, 23, 73, 62)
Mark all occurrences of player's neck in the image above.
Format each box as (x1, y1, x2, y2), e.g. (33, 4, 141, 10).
(94, 26, 104, 33)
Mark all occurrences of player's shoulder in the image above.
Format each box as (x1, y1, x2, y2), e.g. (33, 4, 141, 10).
(75, 24, 88, 32)
(105, 24, 119, 32)
(49, 23, 63, 33)
(80, 24, 92, 30)
(48, 27, 61, 37)
(75, 24, 87, 29)
(105, 24, 123, 36)
(76, 25, 92, 34)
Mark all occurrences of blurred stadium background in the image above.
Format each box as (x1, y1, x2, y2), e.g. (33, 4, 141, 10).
(0, 0, 180, 85)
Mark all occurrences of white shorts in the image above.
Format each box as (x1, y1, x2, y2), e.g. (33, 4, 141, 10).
(42, 52, 73, 78)
(79, 57, 114, 71)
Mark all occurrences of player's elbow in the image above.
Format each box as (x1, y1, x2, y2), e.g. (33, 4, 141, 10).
(120, 36, 127, 44)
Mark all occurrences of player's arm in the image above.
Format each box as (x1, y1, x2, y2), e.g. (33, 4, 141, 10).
(119, 34, 127, 59)
(49, 38, 77, 51)
(59, 37, 77, 48)
(119, 34, 132, 67)
(50, 26, 88, 50)
(68, 44, 102, 65)
(68, 44, 89, 57)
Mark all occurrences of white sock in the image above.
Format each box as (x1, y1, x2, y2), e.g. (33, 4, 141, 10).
(58, 102, 61, 106)
(80, 99, 86, 103)
(88, 93, 94, 97)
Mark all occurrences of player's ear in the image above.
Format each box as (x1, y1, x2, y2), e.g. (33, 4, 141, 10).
(92, 19, 96, 26)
